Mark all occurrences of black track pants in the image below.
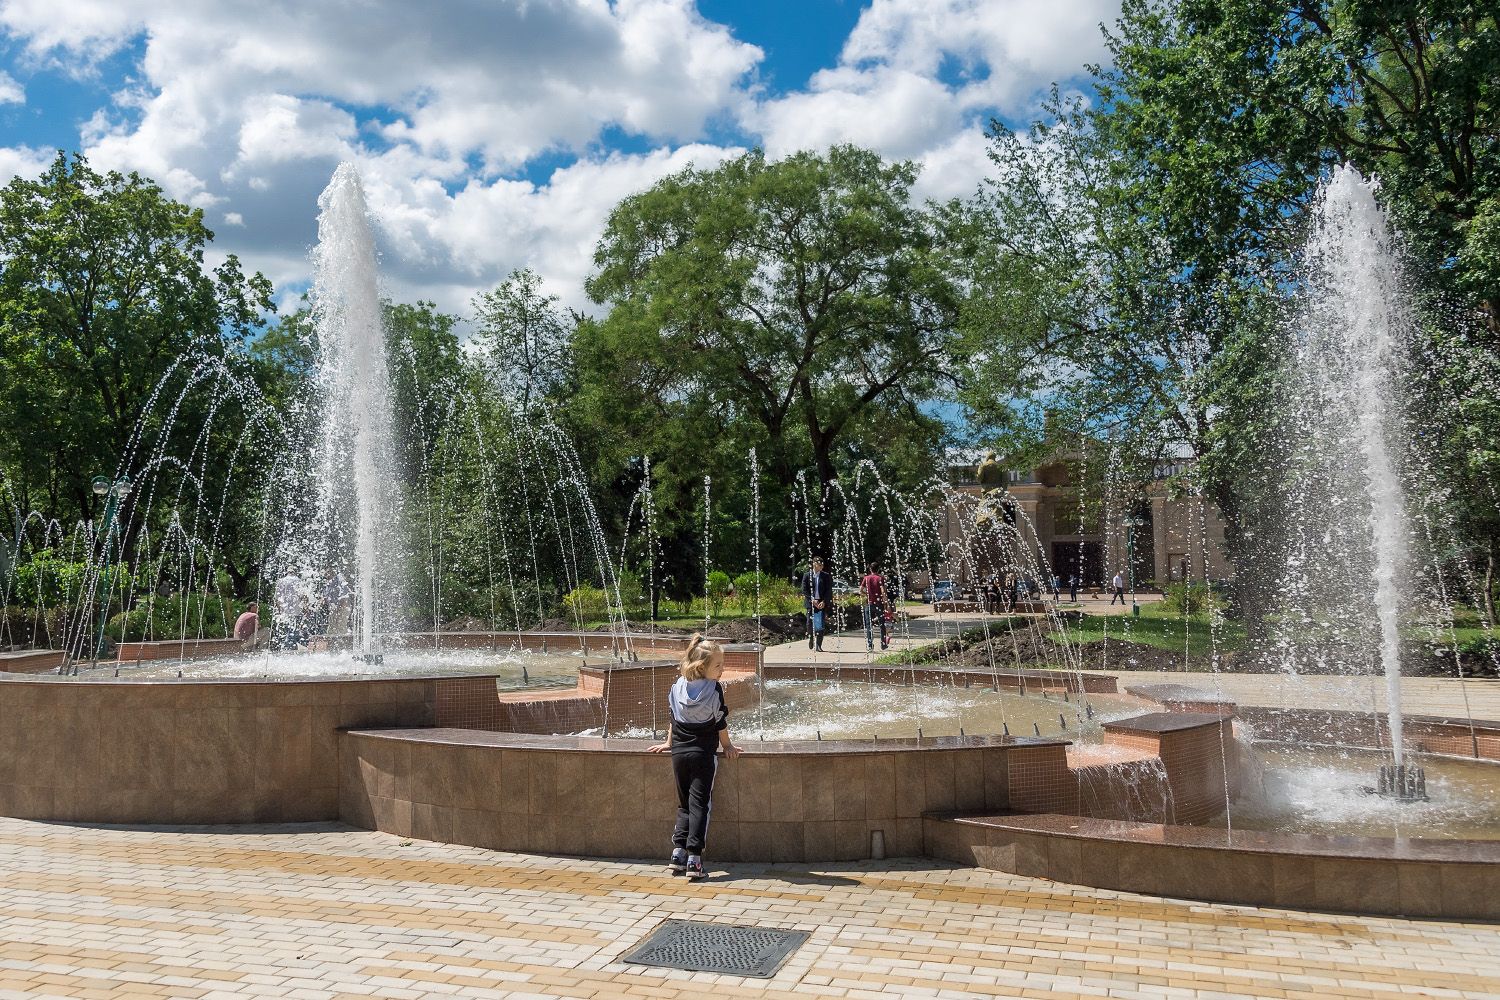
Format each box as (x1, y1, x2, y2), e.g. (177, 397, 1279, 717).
(671, 750, 718, 855)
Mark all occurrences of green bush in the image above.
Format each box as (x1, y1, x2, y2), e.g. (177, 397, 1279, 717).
(2, 550, 155, 609)
(106, 592, 238, 642)
(1457, 632, 1500, 658)
(706, 571, 732, 617)
(615, 570, 650, 618)
(1159, 582, 1218, 618)
(562, 582, 610, 621)
(765, 577, 799, 616)
(733, 571, 767, 614)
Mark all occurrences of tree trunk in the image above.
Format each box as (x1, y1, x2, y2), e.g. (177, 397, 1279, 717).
(222, 556, 259, 600)
(1484, 552, 1496, 632)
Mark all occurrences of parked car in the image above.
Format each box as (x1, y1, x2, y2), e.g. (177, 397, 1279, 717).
(931, 578, 955, 602)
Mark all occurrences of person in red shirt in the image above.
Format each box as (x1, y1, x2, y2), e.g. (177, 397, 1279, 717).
(234, 602, 262, 650)
(861, 562, 890, 651)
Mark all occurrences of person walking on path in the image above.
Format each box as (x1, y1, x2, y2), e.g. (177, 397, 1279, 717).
(1068, 573, 1079, 603)
(648, 635, 741, 881)
(1111, 571, 1126, 605)
(803, 556, 833, 652)
(861, 561, 890, 651)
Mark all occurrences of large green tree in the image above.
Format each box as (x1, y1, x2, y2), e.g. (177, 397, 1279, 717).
(1094, 0, 1500, 617)
(581, 144, 962, 489)
(958, 0, 1500, 620)
(473, 268, 573, 412)
(0, 152, 274, 524)
(570, 146, 962, 592)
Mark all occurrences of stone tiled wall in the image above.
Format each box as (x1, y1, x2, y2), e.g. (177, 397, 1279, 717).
(1099, 717, 1234, 824)
(1006, 744, 1079, 814)
(118, 630, 761, 670)
(0, 650, 67, 673)
(442, 662, 760, 737)
(1237, 707, 1500, 762)
(923, 813, 1500, 921)
(0, 675, 436, 824)
(1412, 720, 1500, 760)
(339, 730, 1023, 863)
(433, 676, 505, 730)
(1154, 720, 1233, 824)
(115, 638, 245, 662)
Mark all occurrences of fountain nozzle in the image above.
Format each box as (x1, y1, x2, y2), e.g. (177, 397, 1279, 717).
(1375, 761, 1428, 801)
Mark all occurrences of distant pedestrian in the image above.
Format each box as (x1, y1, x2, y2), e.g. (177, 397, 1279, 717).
(803, 556, 833, 652)
(1111, 571, 1126, 606)
(1050, 574, 1061, 603)
(861, 561, 890, 651)
(648, 635, 742, 881)
(1068, 574, 1079, 603)
(274, 570, 304, 647)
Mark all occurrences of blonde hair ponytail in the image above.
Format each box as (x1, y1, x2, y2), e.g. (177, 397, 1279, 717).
(679, 633, 724, 680)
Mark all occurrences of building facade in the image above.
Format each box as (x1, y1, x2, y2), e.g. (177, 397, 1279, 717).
(934, 454, 1234, 590)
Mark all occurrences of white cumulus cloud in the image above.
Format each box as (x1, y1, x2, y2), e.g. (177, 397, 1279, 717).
(749, 0, 1119, 202)
(0, 69, 22, 104)
(0, 144, 52, 180)
(0, 0, 1114, 315)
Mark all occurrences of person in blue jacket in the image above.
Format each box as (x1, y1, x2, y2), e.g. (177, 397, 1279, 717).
(802, 555, 834, 651)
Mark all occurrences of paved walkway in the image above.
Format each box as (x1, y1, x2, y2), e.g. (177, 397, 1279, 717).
(761, 597, 1162, 666)
(1, 817, 1497, 999)
(1084, 669, 1500, 723)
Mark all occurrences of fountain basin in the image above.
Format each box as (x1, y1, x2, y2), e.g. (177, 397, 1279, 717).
(341, 727, 1041, 863)
(2, 633, 1498, 919)
(923, 811, 1500, 920)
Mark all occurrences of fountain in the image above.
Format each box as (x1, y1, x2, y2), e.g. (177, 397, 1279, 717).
(309, 164, 401, 658)
(1, 160, 1497, 918)
(1281, 165, 1424, 798)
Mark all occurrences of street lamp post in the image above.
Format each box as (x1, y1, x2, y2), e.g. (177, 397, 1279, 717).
(1122, 514, 1146, 619)
(91, 475, 132, 662)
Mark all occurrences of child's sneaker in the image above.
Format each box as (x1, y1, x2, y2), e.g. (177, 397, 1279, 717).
(685, 855, 705, 881)
(669, 849, 687, 875)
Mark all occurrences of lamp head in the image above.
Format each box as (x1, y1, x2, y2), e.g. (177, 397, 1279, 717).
(91, 476, 132, 498)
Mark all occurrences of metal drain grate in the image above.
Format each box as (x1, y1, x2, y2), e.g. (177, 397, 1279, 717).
(621, 919, 808, 977)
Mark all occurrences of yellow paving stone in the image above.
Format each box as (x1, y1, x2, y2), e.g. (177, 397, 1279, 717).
(0, 818, 1496, 1000)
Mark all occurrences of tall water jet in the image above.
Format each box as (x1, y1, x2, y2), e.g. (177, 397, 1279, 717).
(1283, 165, 1414, 770)
(311, 163, 401, 655)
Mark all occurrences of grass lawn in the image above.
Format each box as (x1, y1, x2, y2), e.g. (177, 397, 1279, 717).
(1053, 607, 1245, 658)
(873, 604, 1498, 668)
(1406, 623, 1500, 654)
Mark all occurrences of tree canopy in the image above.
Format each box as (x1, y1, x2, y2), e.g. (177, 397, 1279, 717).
(0, 152, 274, 523)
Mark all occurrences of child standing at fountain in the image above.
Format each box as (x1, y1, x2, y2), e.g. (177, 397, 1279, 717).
(647, 634, 742, 881)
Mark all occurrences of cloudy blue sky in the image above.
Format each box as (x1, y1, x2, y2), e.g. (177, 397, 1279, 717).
(0, 0, 1119, 317)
